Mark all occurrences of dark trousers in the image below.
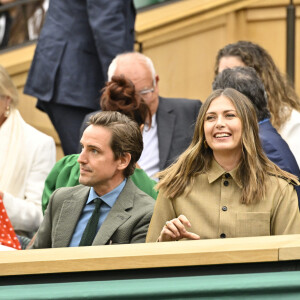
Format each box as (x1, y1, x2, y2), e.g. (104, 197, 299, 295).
(37, 101, 94, 155)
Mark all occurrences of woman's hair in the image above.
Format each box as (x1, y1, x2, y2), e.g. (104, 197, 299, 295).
(0, 65, 19, 108)
(101, 75, 151, 127)
(8, 1, 46, 47)
(214, 41, 300, 130)
(157, 88, 298, 204)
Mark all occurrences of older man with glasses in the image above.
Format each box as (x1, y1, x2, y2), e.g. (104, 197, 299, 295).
(80, 52, 202, 179)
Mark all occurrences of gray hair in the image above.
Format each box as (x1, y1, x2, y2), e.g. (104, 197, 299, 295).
(107, 52, 156, 86)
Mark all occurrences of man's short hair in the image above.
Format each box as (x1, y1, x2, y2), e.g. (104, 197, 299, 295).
(88, 111, 143, 177)
(212, 66, 270, 121)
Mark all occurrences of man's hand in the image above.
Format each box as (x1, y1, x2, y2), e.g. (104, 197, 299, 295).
(158, 215, 200, 242)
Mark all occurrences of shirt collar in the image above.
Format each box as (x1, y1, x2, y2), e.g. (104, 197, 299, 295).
(207, 159, 242, 188)
(87, 179, 127, 207)
(258, 118, 269, 125)
(144, 113, 157, 130)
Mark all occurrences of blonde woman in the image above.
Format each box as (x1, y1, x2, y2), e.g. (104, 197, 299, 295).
(0, 65, 55, 237)
(146, 88, 300, 242)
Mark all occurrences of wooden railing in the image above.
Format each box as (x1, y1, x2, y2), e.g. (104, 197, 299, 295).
(1, 234, 300, 276)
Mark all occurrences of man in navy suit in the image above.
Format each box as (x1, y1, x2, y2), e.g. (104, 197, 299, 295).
(24, 0, 136, 155)
(213, 66, 300, 207)
(80, 52, 202, 179)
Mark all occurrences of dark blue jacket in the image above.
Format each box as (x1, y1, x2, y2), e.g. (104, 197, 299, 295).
(24, 0, 136, 110)
(259, 119, 300, 208)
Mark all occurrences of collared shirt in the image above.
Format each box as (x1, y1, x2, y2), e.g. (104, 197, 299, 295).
(138, 114, 160, 180)
(69, 179, 126, 247)
(146, 159, 300, 242)
(258, 118, 269, 125)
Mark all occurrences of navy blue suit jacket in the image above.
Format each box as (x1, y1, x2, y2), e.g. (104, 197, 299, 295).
(259, 119, 300, 207)
(24, 0, 136, 111)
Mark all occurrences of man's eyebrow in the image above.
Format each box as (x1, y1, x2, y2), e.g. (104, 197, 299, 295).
(80, 141, 100, 149)
(86, 144, 101, 150)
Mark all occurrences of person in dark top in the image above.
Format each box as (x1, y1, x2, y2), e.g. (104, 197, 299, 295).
(24, 0, 136, 155)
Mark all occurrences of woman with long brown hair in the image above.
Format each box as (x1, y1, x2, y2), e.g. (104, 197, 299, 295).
(146, 88, 300, 242)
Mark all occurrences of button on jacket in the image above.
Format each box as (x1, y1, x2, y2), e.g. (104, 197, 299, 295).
(146, 159, 300, 242)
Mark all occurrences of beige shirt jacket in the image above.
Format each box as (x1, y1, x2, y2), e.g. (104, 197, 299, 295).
(146, 159, 300, 242)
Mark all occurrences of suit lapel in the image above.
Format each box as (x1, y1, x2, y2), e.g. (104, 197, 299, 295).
(53, 186, 90, 247)
(92, 179, 135, 245)
(157, 97, 176, 170)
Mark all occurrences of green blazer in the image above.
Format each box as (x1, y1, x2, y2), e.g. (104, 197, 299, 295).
(42, 154, 158, 213)
(32, 179, 155, 248)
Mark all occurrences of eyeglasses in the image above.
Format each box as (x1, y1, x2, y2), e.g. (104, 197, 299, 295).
(138, 87, 154, 100)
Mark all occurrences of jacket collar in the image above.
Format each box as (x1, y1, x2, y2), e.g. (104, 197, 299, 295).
(53, 185, 90, 247)
(156, 97, 176, 170)
(92, 178, 135, 245)
(54, 179, 137, 247)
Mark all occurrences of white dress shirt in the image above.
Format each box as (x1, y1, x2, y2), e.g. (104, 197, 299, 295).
(138, 114, 160, 180)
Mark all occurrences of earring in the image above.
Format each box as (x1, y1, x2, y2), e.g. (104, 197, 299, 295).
(204, 140, 208, 149)
(4, 106, 10, 118)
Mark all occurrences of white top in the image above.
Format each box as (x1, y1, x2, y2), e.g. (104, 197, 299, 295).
(0, 245, 16, 251)
(0, 15, 6, 44)
(138, 114, 160, 180)
(280, 109, 300, 167)
(0, 110, 56, 233)
(28, 0, 49, 40)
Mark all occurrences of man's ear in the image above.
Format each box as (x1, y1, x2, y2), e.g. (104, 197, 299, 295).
(155, 75, 159, 85)
(118, 153, 131, 171)
(154, 75, 159, 94)
(139, 124, 144, 133)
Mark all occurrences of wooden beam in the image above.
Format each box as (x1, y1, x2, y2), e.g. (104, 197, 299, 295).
(1, 235, 300, 276)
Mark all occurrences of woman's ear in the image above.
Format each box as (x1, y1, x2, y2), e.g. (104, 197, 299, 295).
(3, 96, 12, 107)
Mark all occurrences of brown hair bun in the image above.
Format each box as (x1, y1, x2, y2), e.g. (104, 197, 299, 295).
(100, 75, 151, 126)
